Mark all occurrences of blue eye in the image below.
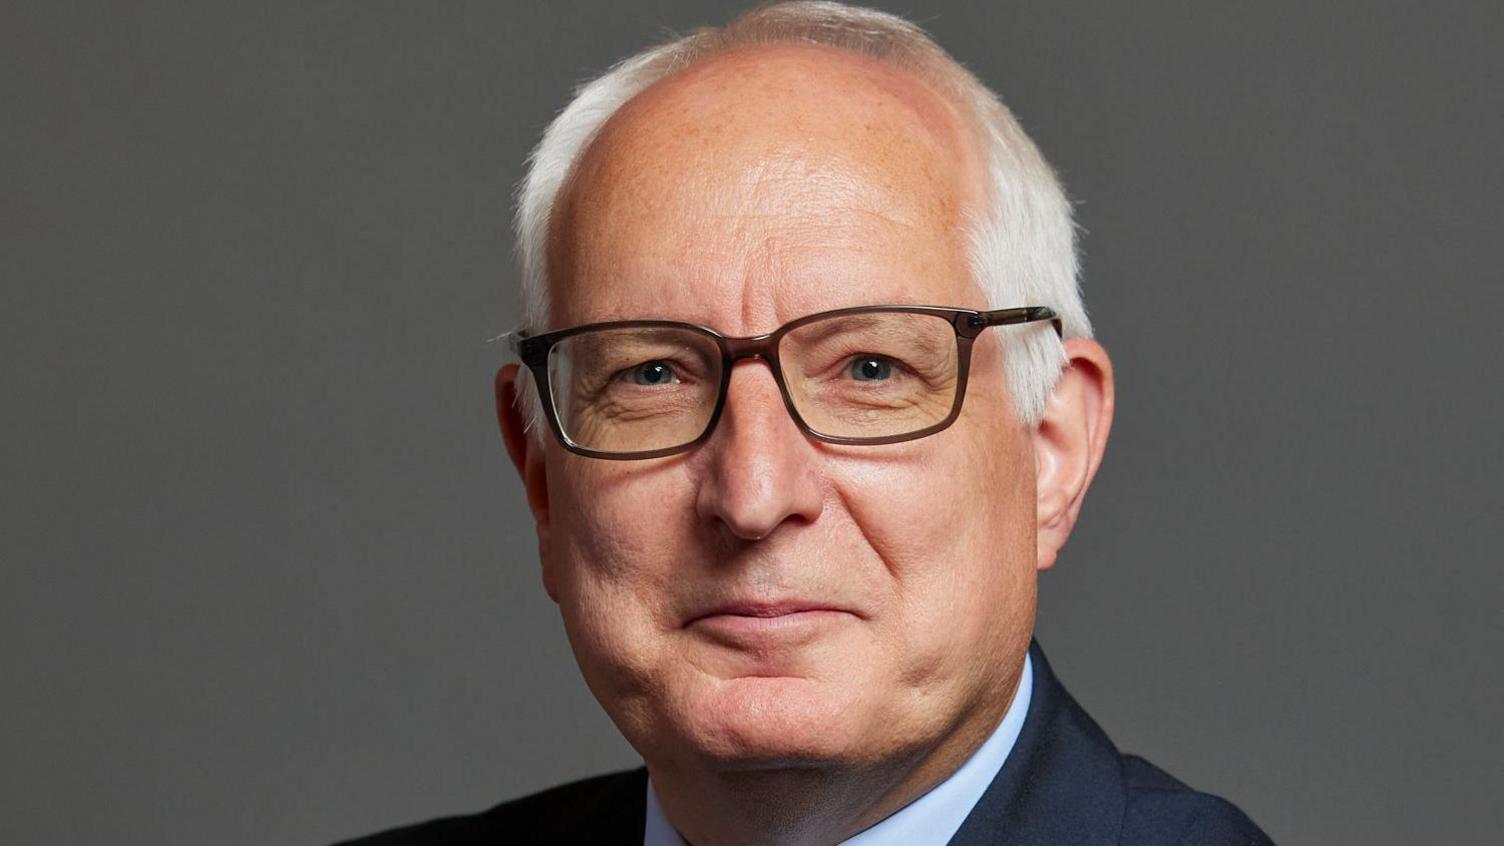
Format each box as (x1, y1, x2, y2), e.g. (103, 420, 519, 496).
(631, 361, 678, 385)
(849, 356, 892, 381)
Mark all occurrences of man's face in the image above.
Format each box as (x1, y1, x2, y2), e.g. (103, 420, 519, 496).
(529, 45, 1039, 772)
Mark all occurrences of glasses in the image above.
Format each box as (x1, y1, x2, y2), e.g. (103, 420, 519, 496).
(504, 304, 1062, 460)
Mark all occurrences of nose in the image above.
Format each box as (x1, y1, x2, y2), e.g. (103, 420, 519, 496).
(694, 359, 824, 541)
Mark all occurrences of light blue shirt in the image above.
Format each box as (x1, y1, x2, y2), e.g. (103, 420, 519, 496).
(644, 653, 1034, 846)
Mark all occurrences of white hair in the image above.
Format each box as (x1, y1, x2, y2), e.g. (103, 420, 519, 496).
(512, 1, 1090, 434)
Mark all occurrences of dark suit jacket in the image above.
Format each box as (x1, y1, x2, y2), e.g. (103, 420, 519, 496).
(339, 640, 1273, 845)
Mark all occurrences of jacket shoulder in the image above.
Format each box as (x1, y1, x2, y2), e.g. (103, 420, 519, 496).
(1119, 754, 1275, 845)
(333, 767, 648, 846)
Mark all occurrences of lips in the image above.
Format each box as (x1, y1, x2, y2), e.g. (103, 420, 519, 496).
(685, 599, 856, 647)
(686, 599, 845, 624)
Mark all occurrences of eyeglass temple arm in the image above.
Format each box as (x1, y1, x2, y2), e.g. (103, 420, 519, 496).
(486, 329, 531, 360)
(972, 306, 1064, 337)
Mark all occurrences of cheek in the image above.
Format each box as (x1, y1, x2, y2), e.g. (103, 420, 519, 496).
(840, 417, 1032, 567)
(549, 458, 695, 590)
(833, 397, 1037, 671)
(543, 459, 698, 696)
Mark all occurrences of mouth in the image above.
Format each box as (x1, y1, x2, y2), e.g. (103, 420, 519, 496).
(685, 601, 856, 647)
(689, 600, 842, 620)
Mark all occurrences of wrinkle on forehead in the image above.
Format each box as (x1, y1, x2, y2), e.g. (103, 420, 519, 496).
(548, 43, 987, 331)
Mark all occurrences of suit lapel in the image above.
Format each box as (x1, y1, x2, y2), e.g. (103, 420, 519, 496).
(947, 640, 1126, 846)
(587, 767, 649, 844)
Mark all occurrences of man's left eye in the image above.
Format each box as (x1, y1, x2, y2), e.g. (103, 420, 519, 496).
(848, 356, 893, 381)
(630, 361, 679, 385)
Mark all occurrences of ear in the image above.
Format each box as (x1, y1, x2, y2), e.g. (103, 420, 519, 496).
(1031, 338, 1115, 572)
(495, 364, 559, 602)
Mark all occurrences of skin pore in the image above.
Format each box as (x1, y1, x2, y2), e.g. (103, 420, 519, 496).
(496, 43, 1114, 846)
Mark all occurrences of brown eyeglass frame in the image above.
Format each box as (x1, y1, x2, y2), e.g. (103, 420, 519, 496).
(506, 304, 1063, 460)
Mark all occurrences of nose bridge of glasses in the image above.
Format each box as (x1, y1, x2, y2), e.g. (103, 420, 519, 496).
(721, 332, 780, 365)
(716, 332, 801, 433)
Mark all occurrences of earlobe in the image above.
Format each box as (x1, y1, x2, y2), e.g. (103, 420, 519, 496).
(1032, 338, 1115, 571)
(494, 365, 558, 601)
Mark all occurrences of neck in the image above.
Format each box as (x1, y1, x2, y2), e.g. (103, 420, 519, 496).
(647, 671, 1023, 846)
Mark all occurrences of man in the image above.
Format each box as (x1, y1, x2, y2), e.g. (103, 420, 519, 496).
(344, 2, 1271, 843)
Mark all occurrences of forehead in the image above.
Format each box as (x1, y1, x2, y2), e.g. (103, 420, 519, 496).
(549, 43, 986, 333)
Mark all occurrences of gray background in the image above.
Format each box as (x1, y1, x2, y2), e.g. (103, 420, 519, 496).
(3, 1, 1500, 844)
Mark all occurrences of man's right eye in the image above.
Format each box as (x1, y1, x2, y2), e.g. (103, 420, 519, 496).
(626, 360, 679, 386)
(847, 354, 895, 381)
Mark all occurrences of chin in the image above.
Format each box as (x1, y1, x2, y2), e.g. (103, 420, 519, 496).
(668, 675, 877, 768)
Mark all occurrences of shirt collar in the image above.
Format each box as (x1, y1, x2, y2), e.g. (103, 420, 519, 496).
(644, 652, 1034, 846)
